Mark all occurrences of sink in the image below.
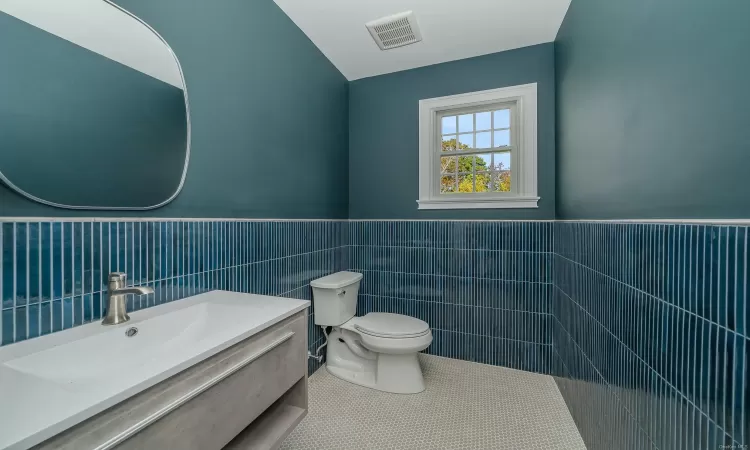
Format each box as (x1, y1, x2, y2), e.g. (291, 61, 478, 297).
(0, 290, 310, 450)
(4, 302, 250, 391)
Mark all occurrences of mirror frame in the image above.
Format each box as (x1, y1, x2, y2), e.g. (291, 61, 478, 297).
(0, 0, 191, 211)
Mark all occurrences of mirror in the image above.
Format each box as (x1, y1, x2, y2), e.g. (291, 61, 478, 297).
(0, 0, 190, 210)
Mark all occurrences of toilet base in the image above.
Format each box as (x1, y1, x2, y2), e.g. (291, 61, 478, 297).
(325, 329, 426, 394)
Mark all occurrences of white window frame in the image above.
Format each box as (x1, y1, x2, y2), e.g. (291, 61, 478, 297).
(417, 83, 539, 210)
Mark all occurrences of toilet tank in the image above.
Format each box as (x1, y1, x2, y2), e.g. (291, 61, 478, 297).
(310, 271, 363, 326)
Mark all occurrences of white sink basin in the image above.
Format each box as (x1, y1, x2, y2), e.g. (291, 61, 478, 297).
(0, 291, 309, 450)
(6, 301, 248, 390)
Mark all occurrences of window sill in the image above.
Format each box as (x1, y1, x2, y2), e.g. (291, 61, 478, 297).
(416, 196, 540, 210)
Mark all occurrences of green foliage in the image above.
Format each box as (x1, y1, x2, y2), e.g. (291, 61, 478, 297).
(440, 138, 510, 193)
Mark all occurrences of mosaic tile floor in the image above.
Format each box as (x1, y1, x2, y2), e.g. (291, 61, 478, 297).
(281, 354, 586, 450)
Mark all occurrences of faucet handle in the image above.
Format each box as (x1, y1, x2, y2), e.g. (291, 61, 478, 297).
(109, 272, 127, 283)
(108, 272, 127, 290)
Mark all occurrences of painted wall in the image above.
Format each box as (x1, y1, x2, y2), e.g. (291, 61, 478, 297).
(0, 0, 349, 219)
(348, 43, 556, 220)
(555, 0, 750, 219)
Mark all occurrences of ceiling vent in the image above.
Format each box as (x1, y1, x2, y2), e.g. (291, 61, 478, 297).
(366, 11, 422, 51)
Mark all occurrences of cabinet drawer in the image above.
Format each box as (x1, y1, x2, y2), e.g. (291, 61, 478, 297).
(35, 311, 307, 450)
(116, 314, 306, 450)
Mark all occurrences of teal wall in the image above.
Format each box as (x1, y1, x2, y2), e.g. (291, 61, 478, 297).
(348, 44, 556, 220)
(555, 0, 750, 219)
(11, 0, 747, 220)
(0, 0, 348, 218)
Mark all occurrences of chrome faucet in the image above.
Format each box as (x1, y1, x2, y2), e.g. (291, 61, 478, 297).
(102, 272, 154, 325)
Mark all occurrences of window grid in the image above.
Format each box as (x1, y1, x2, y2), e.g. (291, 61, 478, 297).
(439, 107, 513, 194)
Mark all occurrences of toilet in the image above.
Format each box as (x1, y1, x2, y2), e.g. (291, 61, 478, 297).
(310, 271, 433, 394)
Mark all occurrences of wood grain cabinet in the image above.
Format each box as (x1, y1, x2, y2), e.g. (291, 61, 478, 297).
(35, 310, 309, 450)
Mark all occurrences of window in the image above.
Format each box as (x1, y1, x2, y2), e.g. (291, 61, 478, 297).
(418, 84, 538, 209)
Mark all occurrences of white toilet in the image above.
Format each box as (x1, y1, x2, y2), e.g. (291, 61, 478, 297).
(311, 271, 433, 394)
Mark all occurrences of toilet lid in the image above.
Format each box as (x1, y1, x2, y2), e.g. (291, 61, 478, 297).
(354, 313, 430, 338)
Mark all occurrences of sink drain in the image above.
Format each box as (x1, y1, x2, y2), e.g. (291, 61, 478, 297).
(125, 327, 138, 337)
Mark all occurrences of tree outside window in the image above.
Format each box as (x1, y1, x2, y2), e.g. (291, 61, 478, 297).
(439, 138, 510, 194)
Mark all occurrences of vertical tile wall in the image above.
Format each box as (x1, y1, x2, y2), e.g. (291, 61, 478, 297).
(2, 217, 746, 448)
(347, 220, 554, 374)
(0, 220, 346, 375)
(553, 222, 748, 449)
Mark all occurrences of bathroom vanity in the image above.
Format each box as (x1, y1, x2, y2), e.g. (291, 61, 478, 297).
(0, 291, 310, 450)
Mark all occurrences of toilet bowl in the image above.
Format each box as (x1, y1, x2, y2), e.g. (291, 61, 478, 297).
(327, 312, 432, 394)
(310, 272, 433, 394)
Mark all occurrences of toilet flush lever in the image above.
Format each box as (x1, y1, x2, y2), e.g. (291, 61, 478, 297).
(338, 290, 346, 296)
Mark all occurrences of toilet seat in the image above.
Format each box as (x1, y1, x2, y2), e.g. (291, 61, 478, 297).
(353, 313, 430, 339)
(339, 313, 433, 355)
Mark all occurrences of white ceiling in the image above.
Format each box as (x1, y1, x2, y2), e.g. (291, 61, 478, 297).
(273, 0, 571, 81)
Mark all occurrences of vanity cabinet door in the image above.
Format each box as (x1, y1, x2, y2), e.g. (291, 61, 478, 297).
(115, 313, 307, 450)
(33, 311, 308, 450)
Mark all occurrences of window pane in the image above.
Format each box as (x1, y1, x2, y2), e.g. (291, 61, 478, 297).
(442, 135, 458, 152)
(457, 155, 474, 173)
(440, 175, 456, 194)
(475, 112, 491, 130)
(458, 114, 473, 133)
(492, 152, 511, 192)
(457, 174, 474, 193)
(475, 154, 491, 173)
(475, 132, 491, 149)
(494, 109, 510, 129)
(475, 172, 491, 192)
(440, 156, 456, 174)
(494, 130, 510, 147)
(458, 133, 472, 149)
(441, 116, 456, 134)
(493, 170, 511, 192)
(492, 152, 511, 171)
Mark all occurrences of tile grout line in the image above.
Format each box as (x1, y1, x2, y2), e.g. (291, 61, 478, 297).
(26, 222, 30, 340)
(12, 223, 17, 342)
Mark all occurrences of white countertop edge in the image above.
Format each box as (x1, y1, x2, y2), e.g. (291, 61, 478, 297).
(3, 291, 310, 450)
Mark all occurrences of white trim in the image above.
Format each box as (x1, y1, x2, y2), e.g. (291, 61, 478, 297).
(0, 217, 345, 222)
(346, 219, 557, 222)
(417, 196, 539, 210)
(1, 217, 745, 225)
(555, 219, 750, 225)
(418, 84, 538, 210)
(348, 219, 750, 224)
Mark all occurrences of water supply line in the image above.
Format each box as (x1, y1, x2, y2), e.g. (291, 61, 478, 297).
(307, 326, 328, 362)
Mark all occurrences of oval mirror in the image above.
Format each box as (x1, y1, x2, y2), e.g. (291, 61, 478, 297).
(0, 0, 190, 210)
